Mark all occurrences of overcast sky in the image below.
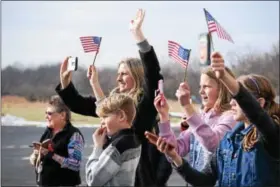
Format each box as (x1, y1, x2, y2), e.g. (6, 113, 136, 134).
(2, 1, 279, 69)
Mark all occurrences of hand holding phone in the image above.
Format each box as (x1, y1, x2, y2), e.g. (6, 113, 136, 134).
(67, 57, 78, 71)
(145, 131, 175, 150)
(158, 80, 165, 106)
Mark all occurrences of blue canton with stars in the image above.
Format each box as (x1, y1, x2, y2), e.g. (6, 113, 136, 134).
(178, 47, 190, 61)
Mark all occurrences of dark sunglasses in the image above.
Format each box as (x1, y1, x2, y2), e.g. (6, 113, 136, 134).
(45, 111, 56, 116)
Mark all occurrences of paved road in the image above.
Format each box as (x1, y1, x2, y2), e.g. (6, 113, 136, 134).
(1, 126, 186, 186)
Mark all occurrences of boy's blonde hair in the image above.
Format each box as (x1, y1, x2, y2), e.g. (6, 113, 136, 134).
(96, 93, 136, 125)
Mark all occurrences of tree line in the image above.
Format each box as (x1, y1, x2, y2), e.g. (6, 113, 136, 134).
(2, 43, 279, 102)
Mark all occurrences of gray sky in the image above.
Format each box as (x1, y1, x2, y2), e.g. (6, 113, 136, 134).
(2, 1, 279, 69)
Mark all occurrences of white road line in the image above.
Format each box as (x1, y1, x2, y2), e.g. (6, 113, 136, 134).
(4, 145, 15, 149)
(21, 156, 90, 160)
(20, 145, 30, 149)
(21, 157, 30, 160)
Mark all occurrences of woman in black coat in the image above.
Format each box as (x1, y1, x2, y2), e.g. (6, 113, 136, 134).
(56, 9, 163, 186)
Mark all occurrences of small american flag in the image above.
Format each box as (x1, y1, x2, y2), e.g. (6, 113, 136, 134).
(204, 9, 234, 43)
(168, 40, 191, 68)
(80, 36, 102, 53)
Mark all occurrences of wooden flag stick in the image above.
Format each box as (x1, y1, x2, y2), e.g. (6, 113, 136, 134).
(183, 49, 191, 82)
(183, 67, 188, 82)
(92, 37, 102, 65)
(92, 52, 98, 65)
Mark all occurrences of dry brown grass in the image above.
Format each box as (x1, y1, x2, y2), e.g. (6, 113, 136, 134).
(1, 96, 198, 124)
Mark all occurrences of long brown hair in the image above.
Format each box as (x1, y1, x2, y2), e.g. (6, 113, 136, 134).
(110, 57, 145, 105)
(201, 66, 236, 113)
(237, 74, 280, 151)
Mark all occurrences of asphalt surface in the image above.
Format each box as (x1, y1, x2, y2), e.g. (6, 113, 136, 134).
(1, 126, 186, 186)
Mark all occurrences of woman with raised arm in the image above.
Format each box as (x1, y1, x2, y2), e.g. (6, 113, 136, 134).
(147, 52, 280, 187)
(56, 9, 163, 186)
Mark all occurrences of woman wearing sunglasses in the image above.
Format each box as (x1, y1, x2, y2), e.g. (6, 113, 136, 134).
(29, 95, 84, 187)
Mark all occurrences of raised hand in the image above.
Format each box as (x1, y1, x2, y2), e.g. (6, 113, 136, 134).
(130, 9, 145, 32)
(154, 94, 169, 122)
(130, 9, 146, 42)
(211, 52, 226, 79)
(87, 65, 99, 86)
(60, 57, 73, 89)
(175, 82, 191, 108)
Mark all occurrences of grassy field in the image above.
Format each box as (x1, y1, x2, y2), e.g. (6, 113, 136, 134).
(1, 96, 198, 125)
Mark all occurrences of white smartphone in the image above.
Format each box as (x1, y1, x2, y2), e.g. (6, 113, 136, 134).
(67, 57, 78, 71)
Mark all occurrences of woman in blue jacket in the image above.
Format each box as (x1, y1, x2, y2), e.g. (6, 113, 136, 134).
(146, 52, 280, 187)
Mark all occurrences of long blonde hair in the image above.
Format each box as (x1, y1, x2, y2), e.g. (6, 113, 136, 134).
(237, 74, 280, 151)
(201, 66, 236, 113)
(110, 57, 145, 105)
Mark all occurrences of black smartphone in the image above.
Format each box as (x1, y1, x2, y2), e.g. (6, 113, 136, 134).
(198, 33, 211, 66)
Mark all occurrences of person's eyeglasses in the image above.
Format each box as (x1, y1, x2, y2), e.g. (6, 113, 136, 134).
(45, 111, 55, 116)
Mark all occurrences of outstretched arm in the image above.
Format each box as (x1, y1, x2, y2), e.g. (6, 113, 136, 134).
(56, 57, 99, 117)
(55, 82, 98, 117)
(211, 51, 280, 158)
(174, 154, 217, 186)
(130, 9, 163, 139)
(145, 133, 217, 186)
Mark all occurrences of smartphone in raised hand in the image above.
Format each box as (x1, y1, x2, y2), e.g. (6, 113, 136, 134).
(157, 79, 165, 106)
(67, 57, 78, 71)
(158, 79, 164, 94)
